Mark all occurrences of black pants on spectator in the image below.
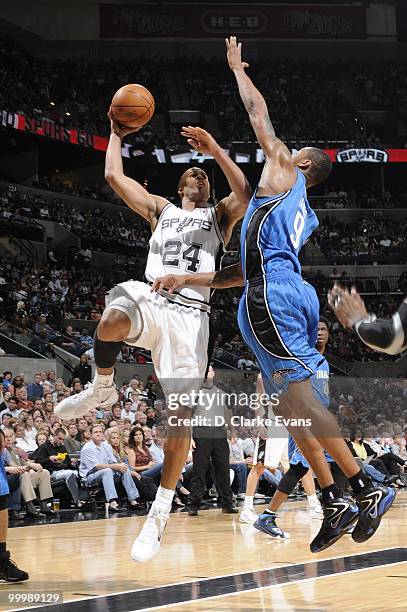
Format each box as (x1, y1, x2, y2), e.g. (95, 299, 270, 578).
(189, 428, 233, 508)
(373, 453, 405, 476)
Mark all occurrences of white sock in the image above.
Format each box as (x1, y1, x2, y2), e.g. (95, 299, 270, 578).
(94, 372, 114, 387)
(153, 486, 174, 514)
(307, 493, 318, 507)
(243, 495, 254, 510)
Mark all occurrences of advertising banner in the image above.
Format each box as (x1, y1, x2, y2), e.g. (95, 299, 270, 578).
(2, 109, 406, 163)
(99, 3, 367, 39)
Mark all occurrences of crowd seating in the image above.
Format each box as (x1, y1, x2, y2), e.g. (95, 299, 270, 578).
(0, 367, 405, 521)
(1, 39, 406, 145)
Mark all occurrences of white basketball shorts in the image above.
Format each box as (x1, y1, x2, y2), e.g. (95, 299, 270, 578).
(105, 281, 209, 399)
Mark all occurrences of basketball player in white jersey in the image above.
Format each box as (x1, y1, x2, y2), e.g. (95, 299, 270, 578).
(55, 116, 251, 562)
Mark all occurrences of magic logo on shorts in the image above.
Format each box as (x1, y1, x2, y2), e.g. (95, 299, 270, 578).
(272, 369, 296, 385)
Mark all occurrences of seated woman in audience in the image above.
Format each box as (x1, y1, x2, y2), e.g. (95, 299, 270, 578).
(20, 414, 37, 446)
(8, 376, 25, 397)
(127, 428, 163, 482)
(105, 428, 127, 463)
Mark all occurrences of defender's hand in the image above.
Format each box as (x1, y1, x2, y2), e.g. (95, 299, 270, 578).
(151, 274, 189, 294)
(108, 108, 141, 140)
(328, 284, 369, 329)
(226, 36, 249, 72)
(181, 126, 218, 155)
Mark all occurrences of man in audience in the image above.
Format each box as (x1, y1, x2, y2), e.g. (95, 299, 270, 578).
(148, 430, 165, 464)
(121, 399, 135, 423)
(64, 424, 81, 453)
(0, 397, 20, 420)
(2, 374, 13, 392)
(3, 429, 55, 517)
(79, 424, 140, 511)
(27, 374, 43, 402)
(35, 428, 81, 506)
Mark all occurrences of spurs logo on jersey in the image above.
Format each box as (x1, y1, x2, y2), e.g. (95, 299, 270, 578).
(161, 217, 213, 233)
(145, 202, 225, 310)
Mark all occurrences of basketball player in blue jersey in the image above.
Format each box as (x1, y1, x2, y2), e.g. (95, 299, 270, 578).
(153, 37, 395, 552)
(225, 36, 395, 551)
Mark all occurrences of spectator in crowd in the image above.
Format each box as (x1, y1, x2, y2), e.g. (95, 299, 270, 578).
(8, 376, 24, 396)
(145, 407, 157, 429)
(127, 428, 163, 482)
(3, 429, 54, 518)
(79, 424, 140, 511)
(20, 414, 37, 447)
(13, 423, 37, 453)
(2, 374, 12, 392)
(71, 354, 92, 387)
(1, 414, 12, 432)
(228, 436, 250, 499)
(63, 424, 81, 454)
(15, 388, 32, 412)
(35, 428, 81, 506)
(26, 374, 43, 402)
(0, 397, 20, 420)
(121, 400, 135, 423)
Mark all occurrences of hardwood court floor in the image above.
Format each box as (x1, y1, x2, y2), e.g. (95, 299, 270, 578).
(2, 492, 406, 611)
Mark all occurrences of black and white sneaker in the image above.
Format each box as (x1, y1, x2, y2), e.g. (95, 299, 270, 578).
(352, 485, 396, 544)
(310, 497, 358, 553)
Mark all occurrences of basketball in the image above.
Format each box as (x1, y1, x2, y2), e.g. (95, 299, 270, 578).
(111, 84, 155, 128)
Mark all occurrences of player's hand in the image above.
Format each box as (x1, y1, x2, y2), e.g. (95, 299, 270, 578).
(108, 108, 141, 140)
(151, 274, 189, 294)
(328, 283, 369, 329)
(226, 36, 249, 72)
(181, 126, 218, 155)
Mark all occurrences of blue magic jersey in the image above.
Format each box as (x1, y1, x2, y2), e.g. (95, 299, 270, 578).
(238, 168, 323, 384)
(240, 169, 318, 281)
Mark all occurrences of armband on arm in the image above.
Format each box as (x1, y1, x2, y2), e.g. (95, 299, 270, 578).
(353, 301, 407, 355)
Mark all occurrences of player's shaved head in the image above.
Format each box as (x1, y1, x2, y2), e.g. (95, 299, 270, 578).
(293, 147, 332, 187)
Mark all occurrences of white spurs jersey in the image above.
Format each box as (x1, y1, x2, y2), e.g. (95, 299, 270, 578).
(145, 202, 225, 311)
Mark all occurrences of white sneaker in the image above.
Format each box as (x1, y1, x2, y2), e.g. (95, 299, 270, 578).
(237, 493, 246, 500)
(131, 505, 168, 562)
(239, 508, 258, 524)
(54, 382, 118, 419)
(309, 502, 324, 520)
(254, 493, 266, 499)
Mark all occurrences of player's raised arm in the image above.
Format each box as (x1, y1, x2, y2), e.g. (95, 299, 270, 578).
(105, 109, 168, 228)
(152, 261, 244, 294)
(226, 36, 296, 193)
